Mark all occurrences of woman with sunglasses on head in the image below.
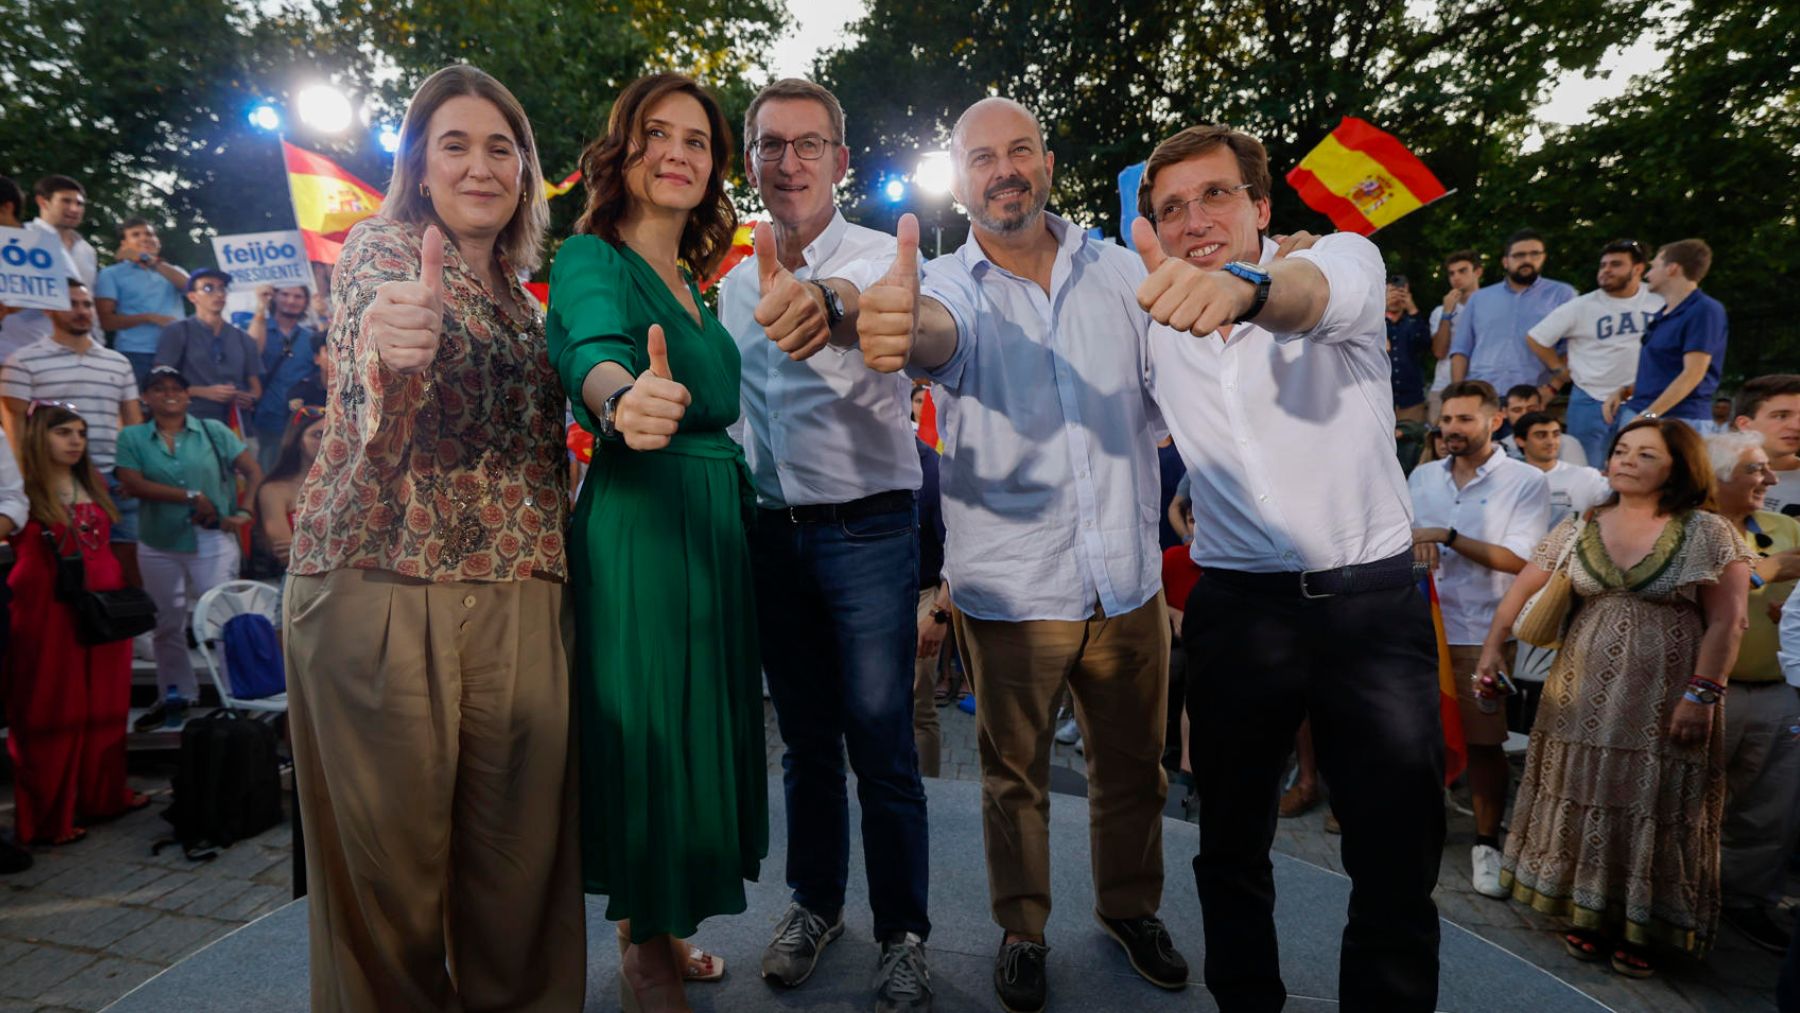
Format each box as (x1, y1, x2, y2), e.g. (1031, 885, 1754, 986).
(284, 64, 583, 1011)
(254, 405, 326, 570)
(549, 72, 764, 1011)
(5, 401, 148, 847)
(115, 366, 261, 730)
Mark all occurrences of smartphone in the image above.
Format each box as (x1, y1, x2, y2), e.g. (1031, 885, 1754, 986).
(1485, 667, 1520, 697)
(137, 253, 154, 265)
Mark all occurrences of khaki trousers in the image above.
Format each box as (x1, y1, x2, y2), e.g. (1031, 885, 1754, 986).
(913, 588, 943, 777)
(284, 569, 585, 1013)
(954, 592, 1170, 935)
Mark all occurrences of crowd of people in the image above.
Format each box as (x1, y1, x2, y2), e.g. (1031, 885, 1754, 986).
(3, 60, 1798, 1013)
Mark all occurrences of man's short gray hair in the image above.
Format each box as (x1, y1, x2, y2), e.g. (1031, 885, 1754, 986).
(743, 78, 846, 147)
(1705, 428, 1765, 482)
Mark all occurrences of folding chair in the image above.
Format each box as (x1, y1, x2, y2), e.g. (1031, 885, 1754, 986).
(191, 579, 286, 715)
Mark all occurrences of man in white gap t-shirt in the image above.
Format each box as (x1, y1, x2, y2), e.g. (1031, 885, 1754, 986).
(1733, 374, 1800, 519)
(1526, 238, 1664, 465)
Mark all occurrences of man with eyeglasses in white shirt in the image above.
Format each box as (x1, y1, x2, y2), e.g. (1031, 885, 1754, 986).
(1129, 123, 1448, 1013)
(715, 77, 932, 1013)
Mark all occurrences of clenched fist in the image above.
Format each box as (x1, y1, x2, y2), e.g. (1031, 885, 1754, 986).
(857, 213, 920, 373)
(367, 224, 447, 375)
(752, 221, 833, 361)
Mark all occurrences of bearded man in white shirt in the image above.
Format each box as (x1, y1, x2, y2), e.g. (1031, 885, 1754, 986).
(1130, 124, 1447, 1013)
(715, 78, 933, 1012)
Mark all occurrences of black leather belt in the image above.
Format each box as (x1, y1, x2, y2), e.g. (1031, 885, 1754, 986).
(760, 489, 915, 525)
(1202, 550, 1420, 599)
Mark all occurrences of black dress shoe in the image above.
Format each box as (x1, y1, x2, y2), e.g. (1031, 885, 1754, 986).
(1095, 912, 1189, 989)
(994, 938, 1048, 1013)
(1723, 905, 1793, 953)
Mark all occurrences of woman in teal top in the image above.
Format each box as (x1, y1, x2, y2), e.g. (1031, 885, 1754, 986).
(547, 72, 765, 1010)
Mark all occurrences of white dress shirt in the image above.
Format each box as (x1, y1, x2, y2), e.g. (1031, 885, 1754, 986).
(1778, 582, 1800, 687)
(718, 211, 919, 508)
(1408, 447, 1552, 644)
(1147, 233, 1415, 573)
(919, 213, 1164, 622)
(0, 428, 27, 531)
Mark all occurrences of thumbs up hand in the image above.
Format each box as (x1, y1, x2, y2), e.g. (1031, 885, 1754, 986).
(614, 324, 692, 451)
(368, 224, 447, 374)
(857, 213, 920, 373)
(751, 222, 833, 361)
(1131, 216, 1256, 338)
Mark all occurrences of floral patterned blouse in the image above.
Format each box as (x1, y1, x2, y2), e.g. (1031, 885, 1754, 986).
(288, 216, 567, 582)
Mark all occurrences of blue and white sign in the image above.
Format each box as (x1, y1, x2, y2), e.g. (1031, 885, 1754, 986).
(212, 230, 313, 326)
(0, 226, 73, 311)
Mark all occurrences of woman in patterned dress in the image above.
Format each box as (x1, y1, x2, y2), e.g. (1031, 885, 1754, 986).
(283, 65, 584, 1011)
(1472, 417, 1751, 978)
(548, 72, 766, 1012)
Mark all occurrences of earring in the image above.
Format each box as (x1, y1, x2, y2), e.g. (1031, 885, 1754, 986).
(418, 183, 431, 198)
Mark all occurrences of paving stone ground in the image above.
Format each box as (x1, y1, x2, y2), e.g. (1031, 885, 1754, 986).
(1, 698, 1788, 1012)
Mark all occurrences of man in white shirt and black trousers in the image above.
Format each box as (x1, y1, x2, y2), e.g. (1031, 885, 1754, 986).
(1130, 123, 1447, 1012)
(1409, 381, 1552, 899)
(716, 78, 933, 1012)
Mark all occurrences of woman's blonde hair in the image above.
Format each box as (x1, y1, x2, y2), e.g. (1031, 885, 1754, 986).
(382, 64, 548, 272)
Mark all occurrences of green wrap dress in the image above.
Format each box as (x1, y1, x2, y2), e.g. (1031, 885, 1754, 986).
(547, 234, 767, 943)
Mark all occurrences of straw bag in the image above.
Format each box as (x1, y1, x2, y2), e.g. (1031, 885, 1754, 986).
(1513, 517, 1586, 649)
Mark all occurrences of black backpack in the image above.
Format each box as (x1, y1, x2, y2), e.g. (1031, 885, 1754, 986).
(156, 709, 284, 860)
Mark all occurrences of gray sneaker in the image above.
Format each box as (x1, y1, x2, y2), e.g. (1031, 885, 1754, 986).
(761, 902, 844, 987)
(874, 932, 933, 1012)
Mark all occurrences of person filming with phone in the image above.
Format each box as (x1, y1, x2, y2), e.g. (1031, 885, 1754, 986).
(1407, 379, 1551, 899)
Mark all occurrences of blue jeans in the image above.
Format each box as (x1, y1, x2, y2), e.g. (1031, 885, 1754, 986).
(1565, 387, 1615, 466)
(751, 503, 930, 940)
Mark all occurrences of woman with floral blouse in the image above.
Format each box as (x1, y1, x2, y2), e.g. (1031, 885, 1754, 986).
(283, 64, 583, 1011)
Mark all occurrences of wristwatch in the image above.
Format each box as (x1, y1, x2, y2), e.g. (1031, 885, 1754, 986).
(929, 607, 951, 625)
(812, 280, 845, 328)
(599, 384, 632, 439)
(1221, 261, 1272, 323)
(185, 489, 200, 504)
(1688, 685, 1722, 705)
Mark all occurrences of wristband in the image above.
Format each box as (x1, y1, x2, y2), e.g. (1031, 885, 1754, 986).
(1444, 528, 1459, 547)
(1688, 676, 1727, 695)
(1683, 690, 1718, 706)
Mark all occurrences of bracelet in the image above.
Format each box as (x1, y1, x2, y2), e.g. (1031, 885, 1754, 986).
(1683, 690, 1718, 706)
(1689, 676, 1727, 694)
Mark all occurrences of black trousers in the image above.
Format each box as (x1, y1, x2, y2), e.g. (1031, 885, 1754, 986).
(1184, 573, 1445, 1013)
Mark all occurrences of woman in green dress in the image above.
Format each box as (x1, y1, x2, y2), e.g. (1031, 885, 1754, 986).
(547, 72, 766, 1011)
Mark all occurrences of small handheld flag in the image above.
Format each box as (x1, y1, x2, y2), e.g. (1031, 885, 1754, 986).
(1286, 118, 1449, 235)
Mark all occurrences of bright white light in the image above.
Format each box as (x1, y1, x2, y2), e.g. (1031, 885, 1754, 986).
(915, 151, 953, 196)
(377, 125, 401, 153)
(247, 104, 281, 133)
(296, 84, 353, 134)
(884, 179, 906, 202)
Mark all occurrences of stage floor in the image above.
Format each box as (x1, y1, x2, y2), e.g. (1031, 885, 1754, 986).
(104, 776, 1608, 1012)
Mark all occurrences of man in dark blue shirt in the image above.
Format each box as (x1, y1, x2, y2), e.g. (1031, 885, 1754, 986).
(1386, 275, 1431, 422)
(1610, 238, 1727, 425)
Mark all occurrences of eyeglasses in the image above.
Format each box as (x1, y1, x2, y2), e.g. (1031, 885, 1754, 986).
(751, 134, 836, 162)
(27, 399, 80, 418)
(196, 283, 229, 295)
(1153, 184, 1254, 225)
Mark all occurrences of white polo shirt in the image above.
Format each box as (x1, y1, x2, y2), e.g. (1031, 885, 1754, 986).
(1408, 446, 1552, 645)
(717, 211, 919, 508)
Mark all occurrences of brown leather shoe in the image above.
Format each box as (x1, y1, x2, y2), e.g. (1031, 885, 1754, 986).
(1278, 783, 1321, 818)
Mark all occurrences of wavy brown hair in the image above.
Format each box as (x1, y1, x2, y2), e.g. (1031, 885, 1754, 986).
(383, 64, 549, 272)
(1607, 417, 1714, 516)
(574, 72, 737, 279)
(21, 405, 117, 528)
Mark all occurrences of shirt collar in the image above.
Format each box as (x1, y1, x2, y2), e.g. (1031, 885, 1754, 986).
(1438, 443, 1507, 483)
(956, 211, 1083, 278)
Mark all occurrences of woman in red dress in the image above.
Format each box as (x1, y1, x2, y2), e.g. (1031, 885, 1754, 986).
(6, 402, 146, 846)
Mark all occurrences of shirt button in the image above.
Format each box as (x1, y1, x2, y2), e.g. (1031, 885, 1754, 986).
(524, 496, 534, 508)
(462, 595, 477, 609)
(1258, 494, 1270, 502)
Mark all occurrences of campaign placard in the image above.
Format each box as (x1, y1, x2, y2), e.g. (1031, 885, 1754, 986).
(212, 230, 312, 327)
(0, 226, 73, 311)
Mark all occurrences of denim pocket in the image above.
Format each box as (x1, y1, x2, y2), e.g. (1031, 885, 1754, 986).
(838, 509, 913, 542)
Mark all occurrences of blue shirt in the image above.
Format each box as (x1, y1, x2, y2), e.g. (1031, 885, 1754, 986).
(94, 261, 186, 354)
(115, 416, 246, 553)
(1624, 288, 1728, 421)
(1450, 276, 1576, 393)
(1386, 312, 1430, 408)
(253, 321, 320, 434)
(918, 213, 1165, 621)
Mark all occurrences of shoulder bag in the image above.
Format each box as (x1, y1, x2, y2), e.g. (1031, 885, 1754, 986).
(41, 526, 158, 645)
(1512, 515, 1587, 649)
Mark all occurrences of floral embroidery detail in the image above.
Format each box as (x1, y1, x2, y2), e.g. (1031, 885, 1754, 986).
(289, 216, 567, 583)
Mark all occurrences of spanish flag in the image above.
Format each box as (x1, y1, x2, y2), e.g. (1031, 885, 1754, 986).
(283, 141, 384, 264)
(1285, 118, 1448, 235)
(701, 222, 756, 291)
(1420, 572, 1468, 786)
(544, 169, 582, 200)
